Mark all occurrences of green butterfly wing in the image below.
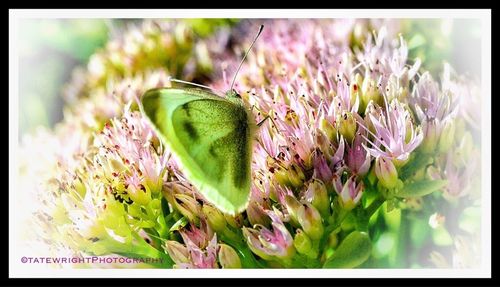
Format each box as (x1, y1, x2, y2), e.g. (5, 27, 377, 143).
(141, 88, 254, 215)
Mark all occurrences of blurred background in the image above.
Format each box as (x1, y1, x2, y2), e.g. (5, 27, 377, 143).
(18, 19, 481, 137)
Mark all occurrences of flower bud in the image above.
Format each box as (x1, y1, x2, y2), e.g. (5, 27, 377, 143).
(336, 176, 364, 211)
(139, 157, 164, 195)
(128, 183, 151, 206)
(174, 193, 200, 223)
(242, 212, 295, 260)
(287, 163, 306, 189)
(404, 118, 415, 145)
(438, 120, 456, 153)
(274, 166, 291, 187)
(346, 134, 371, 176)
(202, 204, 227, 233)
(143, 177, 163, 195)
(241, 228, 273, 260)
(338, 112, 357, 144)
(284, 195, 301, 227)
(374, 157, 399, 189)
(312, 151, 334, 183)
(320, 118, 337, 143)
(247, 201, 271, 228)
(218, 244, 241, 268)
(164, 240, 190, 265)
(293, 229, 314, 257)
(164, 185, 200, 223)
(361, 77, 381, 111)
(305, 179, 330, 217)
(297, 202, 324, 240)
(420, 119, 439, 154)
(224, 213, 244, 229)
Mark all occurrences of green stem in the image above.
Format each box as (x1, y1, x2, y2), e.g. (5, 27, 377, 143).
(221, 226, 242, 243)
(156, 212, 169, 239)
(97, 233, 173, 268)
(319, 209, 349, 251)
(365, 196, 386, 219)
(130, 232, 173, 267)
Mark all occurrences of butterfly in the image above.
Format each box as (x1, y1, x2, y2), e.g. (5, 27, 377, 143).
(141, 25, 264, 215)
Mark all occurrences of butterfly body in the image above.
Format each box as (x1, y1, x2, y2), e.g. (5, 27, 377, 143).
(142, 87, 255, 215)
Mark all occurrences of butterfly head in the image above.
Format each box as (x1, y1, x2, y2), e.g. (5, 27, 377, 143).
(225, 89, 245, 105)
(226, 89, 241, 98)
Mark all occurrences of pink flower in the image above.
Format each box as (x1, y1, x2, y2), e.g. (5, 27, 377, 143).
(355, 27, 419, 90)
(312, 150, 334, 183)
(242, 211, 295, 260)
(345, 131, 371, 176)
(165, 220, 218, 269)
(360, 99, 423, 162)
(333, 175, 364, 210)
(92, 105, 168, 205)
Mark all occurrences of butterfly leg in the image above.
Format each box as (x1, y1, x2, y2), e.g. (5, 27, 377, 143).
(251, 105, 283, 133)
(256, 115, 270, 127)
(257, 115, 284, 135)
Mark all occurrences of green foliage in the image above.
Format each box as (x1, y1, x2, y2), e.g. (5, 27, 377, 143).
(396, 180, 448, 198)
(184, 19, 239, 37)
(404, 19, 481, 76)
(323, 231, 372, 268)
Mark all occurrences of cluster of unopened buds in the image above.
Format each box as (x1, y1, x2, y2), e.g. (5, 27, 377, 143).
(21, 19, 481, 269)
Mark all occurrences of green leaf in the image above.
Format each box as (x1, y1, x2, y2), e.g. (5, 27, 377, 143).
(395, 180, 448, 198)
(169, 217, 189, 232)
(323, 231, 372, 268)
(399, 153, 432, 180)
(386, 198, 398, 213)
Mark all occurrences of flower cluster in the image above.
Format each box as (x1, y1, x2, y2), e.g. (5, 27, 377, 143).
(20, 19, 482, 269)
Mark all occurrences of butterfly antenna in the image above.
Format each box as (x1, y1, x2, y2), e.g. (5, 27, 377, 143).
(167, 76, 225, 95)
(168, 77, 211, 90)
(230, 24, 264, 92)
